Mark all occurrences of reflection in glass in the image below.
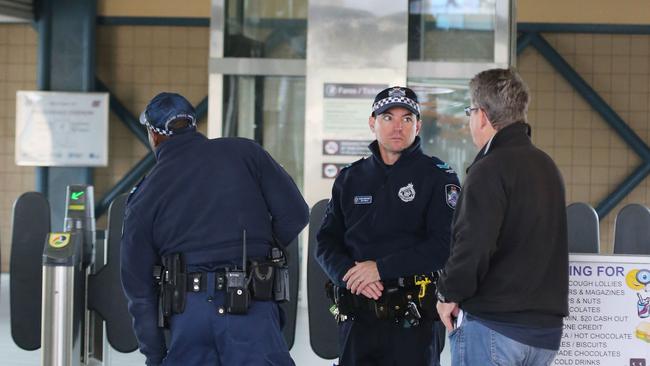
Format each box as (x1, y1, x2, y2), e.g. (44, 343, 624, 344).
(408, 0, 495, 62)
(225, 0, 307, 58)
(222, 75, 305, 189)
(409, 78, 475, 181)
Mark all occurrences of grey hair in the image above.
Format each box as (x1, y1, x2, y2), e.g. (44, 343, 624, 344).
(469, 68, 530, 130)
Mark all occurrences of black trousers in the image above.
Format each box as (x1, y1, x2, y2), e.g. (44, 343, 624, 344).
(338, 311, 445, 366)
(429, 320, 446, 366)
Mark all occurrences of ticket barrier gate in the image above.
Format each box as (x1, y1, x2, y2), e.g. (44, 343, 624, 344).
(10, 186, 137, 365)
(10, 185, 301, 364)
(306, 199, 338, 359)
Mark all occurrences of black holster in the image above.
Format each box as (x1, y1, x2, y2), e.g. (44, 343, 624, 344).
(154, 253, 187, 328)
(250, 246, 290, 303)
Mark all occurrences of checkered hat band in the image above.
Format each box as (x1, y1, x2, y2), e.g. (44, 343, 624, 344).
(144, 121, 174, 136)
(163, 113, 196, 130)
(142, 113, 197, 136)
(372, 96, 420, 114)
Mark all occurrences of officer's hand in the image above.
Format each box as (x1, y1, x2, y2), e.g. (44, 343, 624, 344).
(359, 281, 383, 300)
(343, 261, 381, 295)
(436, 301, 460, 331)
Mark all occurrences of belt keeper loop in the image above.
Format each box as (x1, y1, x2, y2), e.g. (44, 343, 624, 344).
(216, 273, 226, 291)
(190, 273, 202, 292)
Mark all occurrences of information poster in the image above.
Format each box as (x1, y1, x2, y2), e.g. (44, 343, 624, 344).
(557, 254, 650, 366)
(15, 91, 109, 166)
(322, 83, 384, 139)
(323, 139, 372, 156)
(320, 83, 384, 179)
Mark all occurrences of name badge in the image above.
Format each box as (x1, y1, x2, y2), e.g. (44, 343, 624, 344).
(354, 196, 372, 205)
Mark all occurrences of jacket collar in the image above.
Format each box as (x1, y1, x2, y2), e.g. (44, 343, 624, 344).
(154, 129, 206, 161)
(467, 122, 531, 172)
(369, 136, 422, 169)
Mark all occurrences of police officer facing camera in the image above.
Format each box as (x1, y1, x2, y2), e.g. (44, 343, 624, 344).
(316, 87, 460, 366)
(120, 92, 309, 366)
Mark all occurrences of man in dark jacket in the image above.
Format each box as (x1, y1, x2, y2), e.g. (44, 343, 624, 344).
(316, 87, 460, 366)
(436, 69, 569, 366)
(121, 92, 309, 366)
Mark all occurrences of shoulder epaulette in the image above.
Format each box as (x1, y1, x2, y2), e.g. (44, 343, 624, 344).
(126, 176, 147, 204)
(433, 159, 457, 175)
(339, 156, 366, 172)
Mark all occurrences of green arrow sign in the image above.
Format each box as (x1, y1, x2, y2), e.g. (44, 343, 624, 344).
(71, 191, 85, 200)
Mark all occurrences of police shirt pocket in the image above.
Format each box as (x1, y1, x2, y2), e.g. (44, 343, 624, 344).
(265, 351, 295, 366)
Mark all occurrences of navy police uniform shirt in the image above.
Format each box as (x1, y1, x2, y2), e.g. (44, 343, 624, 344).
(316, 136, 460, 286)
(120, 130, 309, 365)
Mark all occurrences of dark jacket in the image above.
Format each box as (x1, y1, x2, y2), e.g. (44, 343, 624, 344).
(316, 136, 460, 285)
(437, 122, 569, 326)
(120, 130, 309, 365)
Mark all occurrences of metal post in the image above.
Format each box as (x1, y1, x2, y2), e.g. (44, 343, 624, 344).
(40, 185, 95, 365)
(41, 232, 82, 366)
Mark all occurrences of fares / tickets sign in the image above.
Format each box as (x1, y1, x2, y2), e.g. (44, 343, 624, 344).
(15, 91, 109, 167)
(557, 254, 650, 366)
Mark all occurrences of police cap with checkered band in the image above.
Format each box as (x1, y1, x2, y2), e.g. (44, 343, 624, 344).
(371, 86, 421, 118)
(139, 92, 197, 136)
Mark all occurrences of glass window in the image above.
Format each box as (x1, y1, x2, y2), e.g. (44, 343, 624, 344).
(408, 0, 496, 62)
(225, 0, 307, 59)
(222, 75, 305, 188)
(409, 78, 475, 181)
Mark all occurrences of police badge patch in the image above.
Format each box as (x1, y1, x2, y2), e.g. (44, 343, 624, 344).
(388, 87, 406, 98)
(398, 183, 415, 202)
(445, 184, 460, 209)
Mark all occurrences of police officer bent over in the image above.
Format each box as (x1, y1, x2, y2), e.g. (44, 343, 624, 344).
(316, 87, 460, 366)
(120, 92, 309, 366)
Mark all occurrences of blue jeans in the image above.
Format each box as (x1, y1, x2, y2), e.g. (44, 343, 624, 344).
(449, 316, 557, 366)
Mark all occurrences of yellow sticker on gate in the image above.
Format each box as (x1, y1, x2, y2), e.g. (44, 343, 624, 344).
(49, 233, 70, 248)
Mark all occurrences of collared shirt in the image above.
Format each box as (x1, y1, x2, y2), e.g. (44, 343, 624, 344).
(483, 134, 496, 155)
(316, 136, 460, 284)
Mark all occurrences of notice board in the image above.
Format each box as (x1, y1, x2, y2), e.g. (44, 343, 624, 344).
(556, 254, 650, 366)
(15, 91, 109, 167)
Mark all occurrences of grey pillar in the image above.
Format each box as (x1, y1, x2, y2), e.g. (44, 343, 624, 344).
(37, 0, 96, 229)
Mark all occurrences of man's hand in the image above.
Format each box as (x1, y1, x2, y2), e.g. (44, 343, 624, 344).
(436, 301, 460, 331)
(343, 261, 381, 295)
(359, 281, 384, 300)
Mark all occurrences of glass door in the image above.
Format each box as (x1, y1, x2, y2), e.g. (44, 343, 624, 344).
(222, 75, 305, 188)
(209, 0, 307, 187)
(409, 78, 473, 180)
(407, 0, 514, 181)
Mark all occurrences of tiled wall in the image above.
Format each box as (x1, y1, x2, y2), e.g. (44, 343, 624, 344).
(0, 25, 37, 272)
(94, 24, 209, 228)
(520, 33, 650, 253)
(0, 24, 209, 271)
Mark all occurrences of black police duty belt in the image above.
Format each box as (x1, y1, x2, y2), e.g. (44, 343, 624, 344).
(328, 272, 438, 323)
(154, 252, 289, 328)
(185, 260, 284, 296)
